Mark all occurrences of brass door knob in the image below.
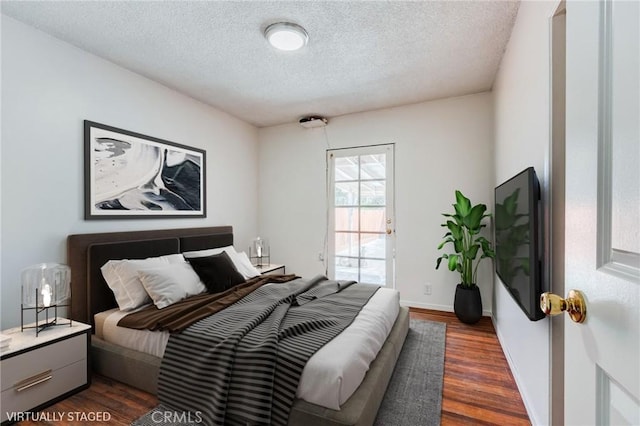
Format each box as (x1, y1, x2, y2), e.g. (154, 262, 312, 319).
(540, 290, 587, 323)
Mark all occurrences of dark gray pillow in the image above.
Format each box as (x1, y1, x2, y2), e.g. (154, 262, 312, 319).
(186, 251, 245, 293)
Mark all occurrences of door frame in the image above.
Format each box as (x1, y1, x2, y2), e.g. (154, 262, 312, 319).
(549, 2, 567, 425)
(326, 143, 396, 287)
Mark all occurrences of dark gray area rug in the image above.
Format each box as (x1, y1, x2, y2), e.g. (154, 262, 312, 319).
(131, 318, 446, 426)
(373, 318, 446, 426)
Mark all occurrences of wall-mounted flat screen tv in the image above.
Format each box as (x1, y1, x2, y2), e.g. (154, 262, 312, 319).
(494, 167, 545, 321)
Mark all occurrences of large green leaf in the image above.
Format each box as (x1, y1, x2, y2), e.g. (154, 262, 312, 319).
(443, 213, 463, 226)
(463, 204, 487, 230)
(447, 254, 459, 271)
(435, 254, 448, 269)
(437, 237, 454, 250)
(466, 245, 479, 260)
(447, 221, 462, 240)
(454, 190, 472, 217)
(481, 248, 496, 259)
(476, 236, 491, 245)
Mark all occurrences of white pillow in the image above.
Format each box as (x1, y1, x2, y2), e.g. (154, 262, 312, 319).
(235, 251, 261, 279)
(137, 263, 206, 309)
(183, 246, 258, 279)
(100, 253, 185, 311)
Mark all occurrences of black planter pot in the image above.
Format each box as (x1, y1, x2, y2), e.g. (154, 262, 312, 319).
(454, 284, 482, 324)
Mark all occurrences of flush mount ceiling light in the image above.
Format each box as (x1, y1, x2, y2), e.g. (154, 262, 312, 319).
(264, 22, 308, 51)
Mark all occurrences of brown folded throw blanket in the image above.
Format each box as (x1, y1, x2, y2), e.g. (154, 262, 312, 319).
(117, 274, 299, 333)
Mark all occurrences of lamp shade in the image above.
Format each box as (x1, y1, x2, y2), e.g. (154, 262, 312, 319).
(250, 237, 270, 266)
(252, 237, 269, 258)
(21, 263, 71, 308)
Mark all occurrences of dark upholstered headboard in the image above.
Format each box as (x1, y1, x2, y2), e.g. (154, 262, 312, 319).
(67, 226, 233, 327)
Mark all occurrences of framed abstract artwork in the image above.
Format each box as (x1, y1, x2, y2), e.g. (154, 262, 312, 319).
(84, 120, 206, 219)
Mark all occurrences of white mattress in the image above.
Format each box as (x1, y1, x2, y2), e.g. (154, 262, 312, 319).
(96, 285, 399, 410)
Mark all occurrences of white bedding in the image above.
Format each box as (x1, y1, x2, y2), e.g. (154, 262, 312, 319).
(96, 285, 399, 410)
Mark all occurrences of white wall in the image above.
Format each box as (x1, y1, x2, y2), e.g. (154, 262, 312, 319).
(492, 1, 559, 425)
(258, 93, 495, 314)
(0, 16, 259, 328)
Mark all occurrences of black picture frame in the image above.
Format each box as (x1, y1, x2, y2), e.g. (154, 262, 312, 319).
(84, 120, 206, 219)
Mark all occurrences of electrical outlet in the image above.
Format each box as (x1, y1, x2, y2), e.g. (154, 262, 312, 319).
(318, 252, 324, 262)
(424, 283, 432, 295)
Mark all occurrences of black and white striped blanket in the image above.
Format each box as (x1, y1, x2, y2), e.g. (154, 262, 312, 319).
(158, 275, 380, 426)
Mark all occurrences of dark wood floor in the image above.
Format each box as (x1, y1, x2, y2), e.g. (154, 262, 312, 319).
(18, 309, 529, 425)
(411, 309, 530, 425)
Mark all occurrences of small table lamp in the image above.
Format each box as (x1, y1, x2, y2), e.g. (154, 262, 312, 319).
(250, 237, 270, 267)
(21, 263, 72, 336)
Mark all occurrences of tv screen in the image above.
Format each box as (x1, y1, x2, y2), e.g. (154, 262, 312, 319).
(494, 167, 544, 321)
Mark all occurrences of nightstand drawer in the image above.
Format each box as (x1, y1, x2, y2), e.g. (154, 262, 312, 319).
(1, 359, 87, 420)
(1, 334, 86, 392)
(0, 321, 90, 423)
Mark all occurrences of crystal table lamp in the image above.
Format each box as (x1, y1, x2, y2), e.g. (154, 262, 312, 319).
(249, 237, 270, 267)
(21, 263, 72, 335)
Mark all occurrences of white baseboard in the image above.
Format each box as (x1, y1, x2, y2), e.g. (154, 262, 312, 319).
(400, 299, 491, 317)
(491, 315, 541, 425)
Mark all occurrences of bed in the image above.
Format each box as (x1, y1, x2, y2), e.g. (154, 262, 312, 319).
(67, 226, 409, 426)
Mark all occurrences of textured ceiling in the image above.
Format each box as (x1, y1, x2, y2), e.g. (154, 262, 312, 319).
(1, 1, 519, 128)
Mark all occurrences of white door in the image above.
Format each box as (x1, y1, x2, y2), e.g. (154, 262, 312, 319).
(327, 144, 395, 287)
(564, 0, 639, 424)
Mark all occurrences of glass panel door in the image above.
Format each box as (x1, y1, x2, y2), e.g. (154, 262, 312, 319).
(328, 144, 394, 286)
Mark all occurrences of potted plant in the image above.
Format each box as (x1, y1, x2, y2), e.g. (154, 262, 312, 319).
(436, 190, 495, 324)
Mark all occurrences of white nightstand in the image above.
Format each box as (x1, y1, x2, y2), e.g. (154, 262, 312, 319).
(0, 319, 91, 423)
(255, 264, 286, 275)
